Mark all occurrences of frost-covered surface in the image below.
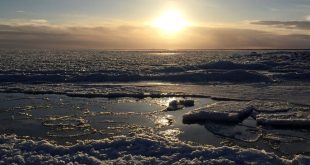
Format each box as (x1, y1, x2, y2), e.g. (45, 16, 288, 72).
(182, 100, 310, 127)
(183, 102, 252, 123)
(0, 134, 309, 165)
(247, 100, 310, 127)
(0, 49, 310, 84)
(250, 100, 292, 113)
(1, 49, 310, 164)
(256, 112, 310, 127)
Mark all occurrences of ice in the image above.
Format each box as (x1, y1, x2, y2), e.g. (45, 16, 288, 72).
(275, 72, 310, 81)
(42, 116, 88, 128)
(256, 112, 310, 127)
(198, 60, 270, 70)
(249, 100, 292, 119)
(151, 70, 271, 83)
(248, 100, 310, 127)
(1, 49, 310, 85)
(0, 133, 308, 164)
(1, 49, 310, 163)
(250, 100, 292, 113)
(154, 115, 174, 128)
(166, 99, 194, 111)
(158, 128, 181, 142)
(42, 116, 95, 138)
(204, 122, 262, 142)
(183, 102, 253, 123)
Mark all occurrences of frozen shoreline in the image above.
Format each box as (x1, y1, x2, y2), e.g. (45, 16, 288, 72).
(1, 133, 309, 165)
(1, 49, 310, 164)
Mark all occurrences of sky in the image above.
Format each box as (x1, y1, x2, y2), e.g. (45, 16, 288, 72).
(0, 0, 310, 49)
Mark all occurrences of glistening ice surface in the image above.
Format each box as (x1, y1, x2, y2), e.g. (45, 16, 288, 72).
(0, 49, 310, 164)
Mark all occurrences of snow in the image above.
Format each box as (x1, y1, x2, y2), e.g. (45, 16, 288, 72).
(1, 49, 310, 164)
(0, 133, 309, 165)
(183, 102, 253, 123)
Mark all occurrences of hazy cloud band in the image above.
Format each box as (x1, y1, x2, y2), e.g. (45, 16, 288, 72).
(0, 24, 309, 49)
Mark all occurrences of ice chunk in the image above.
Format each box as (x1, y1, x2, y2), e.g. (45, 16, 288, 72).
(183, 102, 253, 123)
(42, 116, 87, 128)
(256, 112, 310, 127)
(42, 116, 94, 137)
(166, 99, 194, 111)
(166, 100, 184, 111)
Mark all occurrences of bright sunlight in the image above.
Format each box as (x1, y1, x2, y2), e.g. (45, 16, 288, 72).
(152, 10, 190, 33)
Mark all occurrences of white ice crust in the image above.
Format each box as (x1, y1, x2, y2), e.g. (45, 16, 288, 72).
(0, 134, 309, 165)
(183, 102, 253, 123)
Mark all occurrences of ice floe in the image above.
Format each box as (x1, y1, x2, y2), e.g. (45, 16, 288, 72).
(256, 112, 310, 127)
(249, 100, 292, 113)
(182, 99, 310, 128)
(183, 102, 253, 123)
(204, 122, 262, 142)
(42, 116, 95, 138)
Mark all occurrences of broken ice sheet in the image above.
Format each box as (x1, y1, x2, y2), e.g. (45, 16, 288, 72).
(154, 115, 174, 128)
(256, 111, 310, 127)
(183, 101, 252, 123)
(249, 100, 292, 113)
(158, 128, 182, 142)
(262, 129, 310, 155)
(204, 122, 261, 142)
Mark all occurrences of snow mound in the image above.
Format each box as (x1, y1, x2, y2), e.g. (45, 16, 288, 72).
(0, 134, 308, 165)
(183, 102, 253, 123)
(256, 112, 310, 127)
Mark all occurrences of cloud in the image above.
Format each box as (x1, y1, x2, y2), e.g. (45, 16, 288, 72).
(0, 23, 309, 49)
(0, 19, 49, 26)
(251, 20, 310, 30)
(30, 19, 49, 24)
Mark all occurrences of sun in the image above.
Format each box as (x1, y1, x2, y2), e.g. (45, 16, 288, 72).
(153, 10, 190, 33)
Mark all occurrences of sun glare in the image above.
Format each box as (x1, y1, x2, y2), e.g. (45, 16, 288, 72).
(153, 10, 190, 33)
